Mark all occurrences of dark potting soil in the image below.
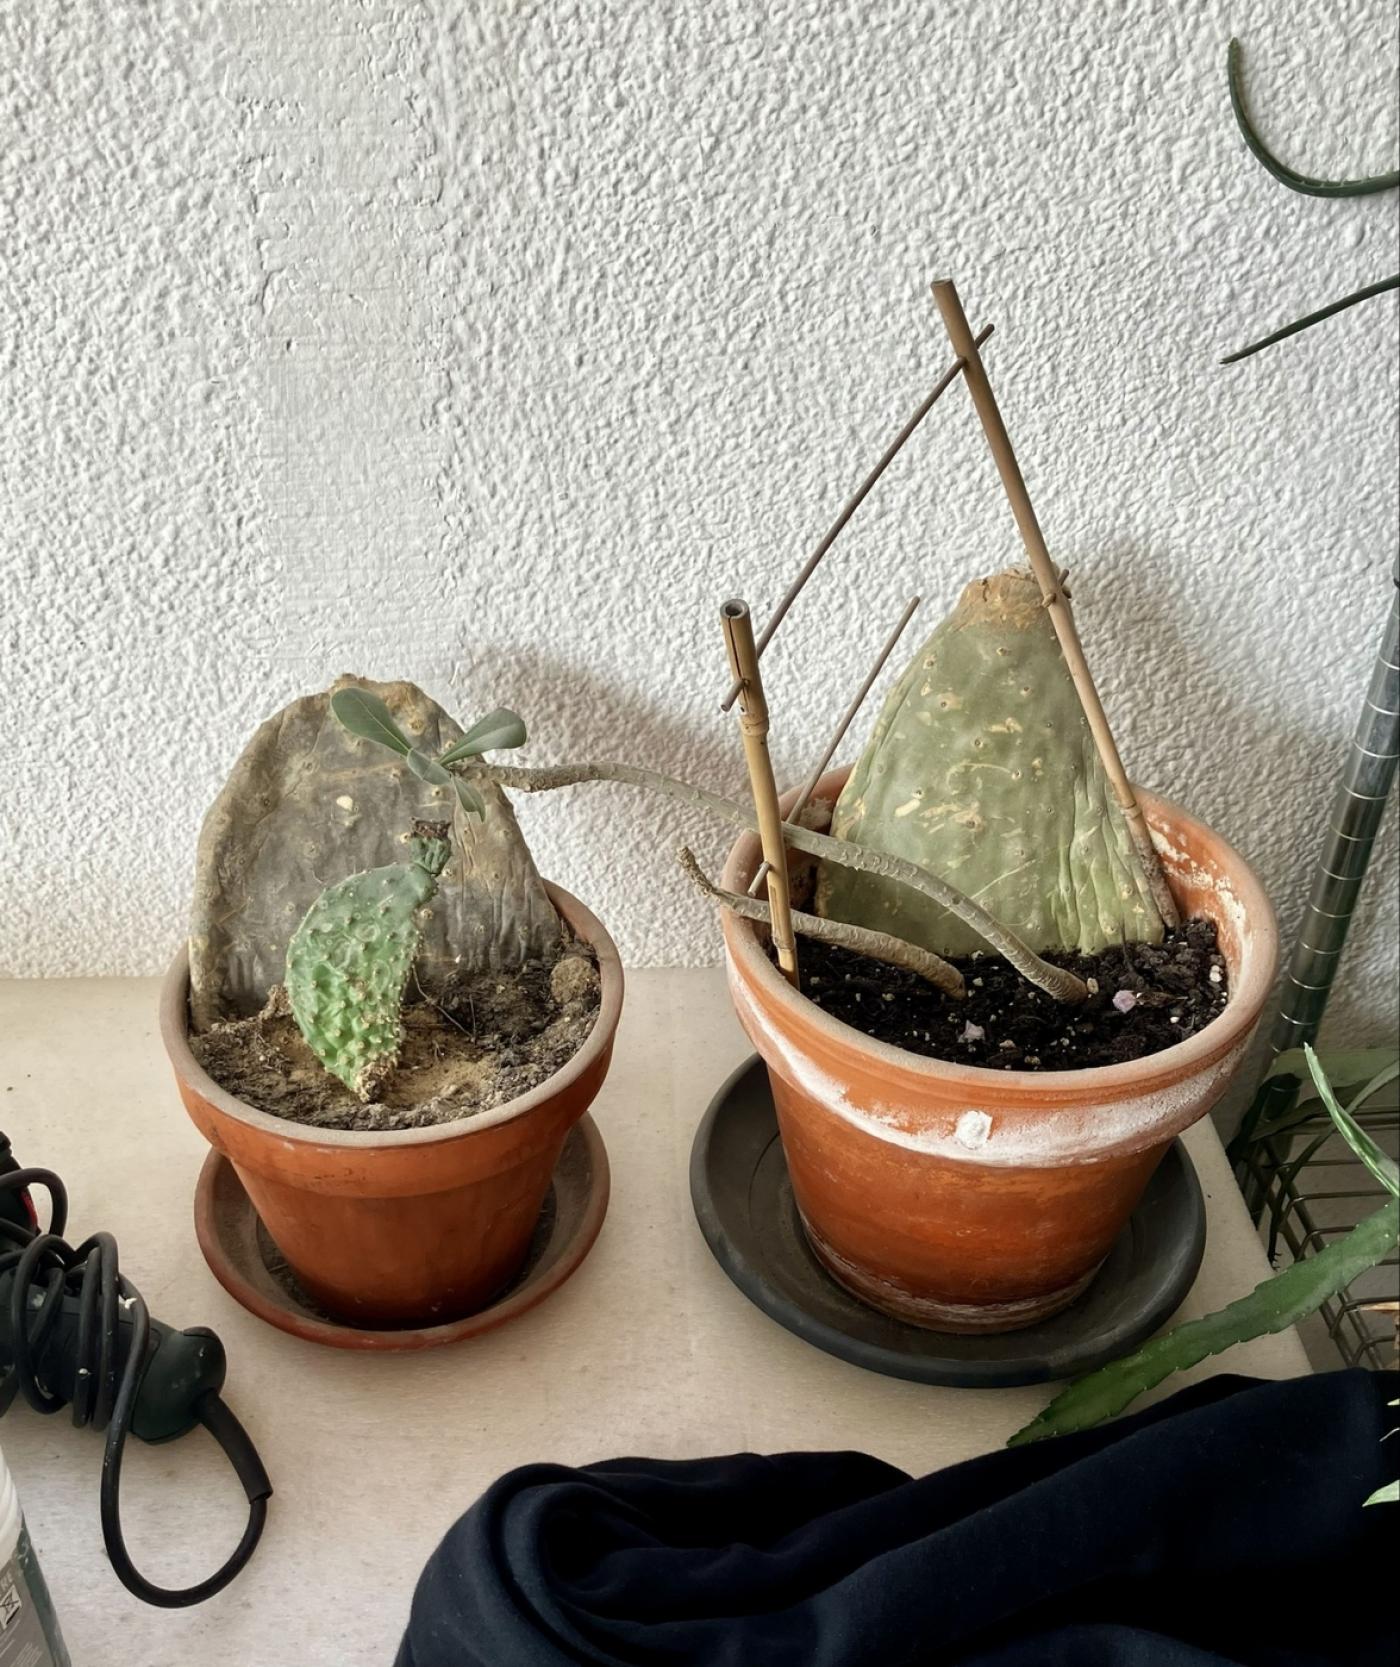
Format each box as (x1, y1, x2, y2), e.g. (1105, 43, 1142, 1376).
(192, 940, 601, 1132)
(788, 919, 1229, 1071)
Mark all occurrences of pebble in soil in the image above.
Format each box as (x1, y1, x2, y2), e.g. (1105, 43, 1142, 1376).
(790, 919, 1229, 1071)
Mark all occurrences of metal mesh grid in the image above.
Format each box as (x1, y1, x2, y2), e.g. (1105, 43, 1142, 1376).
(1240, 1102, 1400, 1370)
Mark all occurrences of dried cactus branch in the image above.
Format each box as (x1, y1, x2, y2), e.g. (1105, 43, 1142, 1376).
(466, 760, 1088, 1003)
(678, 847, 966, 998)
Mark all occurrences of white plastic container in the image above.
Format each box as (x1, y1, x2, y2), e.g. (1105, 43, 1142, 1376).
(0, 1446, 69, 1667)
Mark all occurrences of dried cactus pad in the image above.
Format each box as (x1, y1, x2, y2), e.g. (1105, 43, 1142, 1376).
(285, 831, 450, 1100)
(189, 676, 560, 1030)
(815, 569, 1165, 957)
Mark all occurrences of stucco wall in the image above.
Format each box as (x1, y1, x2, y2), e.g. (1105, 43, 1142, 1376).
(3, 1, 1397, 1046)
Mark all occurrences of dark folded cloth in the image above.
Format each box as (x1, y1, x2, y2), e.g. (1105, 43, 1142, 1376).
(397, 1369, 1399, 1666)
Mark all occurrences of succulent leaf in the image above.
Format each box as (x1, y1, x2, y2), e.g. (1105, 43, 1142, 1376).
(406, 748, 452, 786)
(329, 687, 414, 756)
(438, 708, 527, 765)
(453, 777, 486, 818)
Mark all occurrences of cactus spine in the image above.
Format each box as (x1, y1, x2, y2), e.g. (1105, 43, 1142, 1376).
(285, 823, 452, 1100)
(816, 569, 1166, 958)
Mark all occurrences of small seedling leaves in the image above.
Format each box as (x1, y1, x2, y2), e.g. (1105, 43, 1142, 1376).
(330, 688, 413, 756)
(438, 708, 527, 765)
(406, 748, 452, 786)
(454, 777, 486, 818)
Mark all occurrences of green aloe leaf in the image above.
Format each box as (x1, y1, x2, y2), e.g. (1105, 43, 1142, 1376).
(1305, 1045, 1400, 1197)
(1009, 1200, 1400, 1447)
(1013, 1051, 1400, 1448)
(1263, 1048, 1397, 1092)
(438, 708, 527, 765)
(1231, 1047, 1398, 1158)
(330, 688, 413, 756)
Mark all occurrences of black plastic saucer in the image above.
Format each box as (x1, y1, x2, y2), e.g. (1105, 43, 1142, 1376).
(690, 1055, 1206, 1388)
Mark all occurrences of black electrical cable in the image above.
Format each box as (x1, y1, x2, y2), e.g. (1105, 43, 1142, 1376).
(0, 1165, 271, 1607)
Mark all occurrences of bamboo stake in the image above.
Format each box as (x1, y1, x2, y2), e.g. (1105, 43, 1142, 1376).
(930, 278, 1181, 928)
(720, 326, 993, 712)
(721, 599, 800, 983)
(747, 594, 920, 898)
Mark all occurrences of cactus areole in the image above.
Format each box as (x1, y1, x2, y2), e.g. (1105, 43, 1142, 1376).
(285, 822, 453, 1101)
(816, 569, 1166, 959)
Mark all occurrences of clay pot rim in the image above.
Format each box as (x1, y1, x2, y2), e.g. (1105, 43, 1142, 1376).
(161, 881, 624, 1151)
(720, 774, 1276, 1100)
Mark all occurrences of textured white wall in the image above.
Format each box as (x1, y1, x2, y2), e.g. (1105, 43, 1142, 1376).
(2, 2, 1397, 1045)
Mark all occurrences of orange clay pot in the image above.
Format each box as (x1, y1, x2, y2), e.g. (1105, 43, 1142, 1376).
(163, 883, 622, 1328)
(721, 769, 1277, 1335)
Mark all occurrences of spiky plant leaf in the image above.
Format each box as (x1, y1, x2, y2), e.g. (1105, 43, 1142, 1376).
(1229, 1047, 1398, 1159)
(1009, 1201, 1399, 1447)
(1305, 1045, 1400, 1197)
(1012, 1052, 1400, 1448)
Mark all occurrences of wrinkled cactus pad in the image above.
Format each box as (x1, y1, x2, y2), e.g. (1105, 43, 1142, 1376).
(285, 827, 451, 1100)
(189, 676, 560, 1030)
(815, 568, 1165, 957)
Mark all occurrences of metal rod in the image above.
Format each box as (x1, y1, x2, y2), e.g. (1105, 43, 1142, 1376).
(1237, 573, 1399, 1208)
(719, 326, 993, 712)
(747, 594, 921, 898)
(721, 599, 800, 984)
(930, 277, 1181, 928)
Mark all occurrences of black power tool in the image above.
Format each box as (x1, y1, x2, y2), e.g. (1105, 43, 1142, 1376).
(0, 1131, 271, 1607)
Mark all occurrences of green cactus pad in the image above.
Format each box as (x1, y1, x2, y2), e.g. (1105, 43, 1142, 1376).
(285, 830, 451, 1100)
(815, 569, 1165, 957)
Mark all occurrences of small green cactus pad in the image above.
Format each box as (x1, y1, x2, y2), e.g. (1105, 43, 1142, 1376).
(189, 676, 560, 1030)
(285, 831, 451, 1100)
(815, 569, 1165, 957)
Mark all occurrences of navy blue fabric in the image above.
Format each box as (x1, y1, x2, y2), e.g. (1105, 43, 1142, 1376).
(397, 1370, 1399, 1665)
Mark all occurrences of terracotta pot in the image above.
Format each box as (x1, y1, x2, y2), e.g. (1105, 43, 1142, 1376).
(721, 770, 1277, 1334)
(163, 882, 623, 1328)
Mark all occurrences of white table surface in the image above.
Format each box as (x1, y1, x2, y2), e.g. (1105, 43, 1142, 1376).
(0, 968, 1309, 1667)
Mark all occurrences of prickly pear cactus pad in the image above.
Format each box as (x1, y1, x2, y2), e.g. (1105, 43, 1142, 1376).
(286, 827, 452, 1100)
(815, 570, 1166, 958)
(189, 677, 560, 1030)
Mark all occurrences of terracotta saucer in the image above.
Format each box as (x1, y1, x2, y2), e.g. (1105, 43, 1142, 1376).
(194, 1114, 609, 1351)
(691, 1057, 1205, 1388)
